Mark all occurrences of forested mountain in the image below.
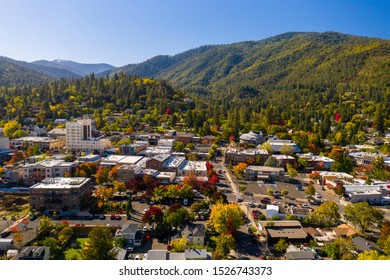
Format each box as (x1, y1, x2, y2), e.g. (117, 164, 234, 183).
(0, 59, 50, 86)
(115, 32, 390, 95)
(32, 60, 115, 77)
(0, 56, 79, 80)
(0, 32, 389, 150)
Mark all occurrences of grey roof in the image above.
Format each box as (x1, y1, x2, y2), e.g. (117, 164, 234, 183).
(182, 224, 206, 238)
(147, 250, 169, 260)
(152, 154, 171, 162)
(14, 246, 50, 260)
(185, 249, 209, 259)
(285, 250, 315, 260)
(113, 247, 127, 260)
(121, 223, 140, 235)
(169, 252, 186, 260)
(352, 236, 384, 253)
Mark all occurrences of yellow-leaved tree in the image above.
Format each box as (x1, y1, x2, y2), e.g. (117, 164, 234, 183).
(208, 203, 244, 236)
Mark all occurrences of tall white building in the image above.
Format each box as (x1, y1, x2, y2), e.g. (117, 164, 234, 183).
(66, 119, 110, 153)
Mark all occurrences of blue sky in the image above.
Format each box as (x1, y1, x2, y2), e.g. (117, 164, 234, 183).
(0, 0, 389, 66)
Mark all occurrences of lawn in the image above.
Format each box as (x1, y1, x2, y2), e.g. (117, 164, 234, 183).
(63, 237, 89, 260)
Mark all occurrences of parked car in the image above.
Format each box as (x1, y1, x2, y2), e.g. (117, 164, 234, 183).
(236, 197, 243, 203)
(0, 231, 11, 238)
(248, 202, 255, 207)
(29, 215, 37, 221)
(315, 193, 322, 198)
(261, 198, 271, 204)
(134, 255, 141, 260)
(99, 214, 106, 220)
(126, 246, 134, 252)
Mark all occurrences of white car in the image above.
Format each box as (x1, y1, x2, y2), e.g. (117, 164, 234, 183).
(315, 193, 322, 198)
(134, 255, 140, 260)
(143, 254, 148, 260)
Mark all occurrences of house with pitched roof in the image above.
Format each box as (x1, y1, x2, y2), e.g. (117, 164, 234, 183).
(115, 224, 143, 247)
(180, 224, 206, 247)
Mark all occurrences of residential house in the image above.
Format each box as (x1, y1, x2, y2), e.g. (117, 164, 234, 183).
(14, 246, 50, 260)
(146, 250, 169, 260)
(28, 125, 47, 137)
(113, 247, 127, 260)
(185, 249, 210, 260)
(180, 224, 206, 247)
(114, 224, 143, 247)
(352, 236, 384, 254)
(285, 245, 317, 260)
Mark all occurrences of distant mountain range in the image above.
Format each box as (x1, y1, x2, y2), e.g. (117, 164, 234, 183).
(1, 31, 390, 92)
(0, 56, 115, 86)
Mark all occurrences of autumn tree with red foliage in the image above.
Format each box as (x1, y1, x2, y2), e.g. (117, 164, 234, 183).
(209, 174, 219, 185)
(126, 178, 141, 195)
(142, 206, 164, 227)
(207, 169, 217, 179)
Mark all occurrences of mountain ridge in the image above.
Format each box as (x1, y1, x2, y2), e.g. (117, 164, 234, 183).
(1, 31, 389, 91)
(107, 32, 389, 96)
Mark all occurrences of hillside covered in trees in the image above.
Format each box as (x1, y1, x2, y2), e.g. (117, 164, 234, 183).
(0, 32, 389, 151)
(115, 32, 390, 95)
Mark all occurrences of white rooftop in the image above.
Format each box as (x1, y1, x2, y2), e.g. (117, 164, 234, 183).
(30, 177, 89, 189)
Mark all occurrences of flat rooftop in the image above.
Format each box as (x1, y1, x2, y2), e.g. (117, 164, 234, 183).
(30, 177, 89, 189)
